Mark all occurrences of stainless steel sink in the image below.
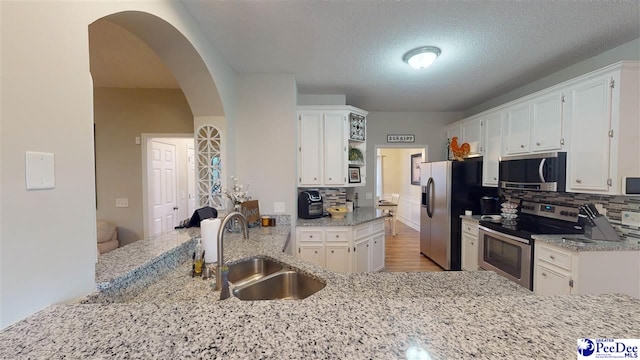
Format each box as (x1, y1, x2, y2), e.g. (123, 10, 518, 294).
(232, 270, 325, 300)
(562, 237, 596, 245)
(227, 257, 283, 286)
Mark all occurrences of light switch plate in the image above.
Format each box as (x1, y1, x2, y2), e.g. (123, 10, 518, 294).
(365, 192, 373, 200)
(621, 211, 640, 227)
(274, 202, 285, 213)
(115, 198, 129, 208)
(25, 151, 55, 190)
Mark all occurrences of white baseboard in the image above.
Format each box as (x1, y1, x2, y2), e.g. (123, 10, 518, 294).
(398, 215, 419, 231)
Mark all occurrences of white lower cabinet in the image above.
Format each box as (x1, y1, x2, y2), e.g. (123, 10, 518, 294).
(370, 233, 385, 272)
(534, 263, 572, 295)
(299, 244, 324, 267)
(533, 241, 640, 297)
(325, 244, 350, 272)
(461, 219, 479, 271)
(353, 238, 370, 272)
(296, 219, 385, 273)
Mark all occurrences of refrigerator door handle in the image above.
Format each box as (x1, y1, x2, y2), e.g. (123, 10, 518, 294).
(426, 177, 434, 218)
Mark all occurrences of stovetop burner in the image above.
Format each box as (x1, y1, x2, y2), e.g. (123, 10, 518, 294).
(479, 200, 585, 240)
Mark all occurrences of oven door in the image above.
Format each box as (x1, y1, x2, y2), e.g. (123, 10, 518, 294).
(478, 226, 532, 290)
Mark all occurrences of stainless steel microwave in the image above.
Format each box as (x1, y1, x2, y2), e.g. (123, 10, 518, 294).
(499, 152, 567, 192)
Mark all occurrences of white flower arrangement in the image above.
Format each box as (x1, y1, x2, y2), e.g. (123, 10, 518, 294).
(222, 176, 251, 206)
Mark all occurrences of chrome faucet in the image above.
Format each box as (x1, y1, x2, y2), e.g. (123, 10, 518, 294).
(214, 211, 249, 291)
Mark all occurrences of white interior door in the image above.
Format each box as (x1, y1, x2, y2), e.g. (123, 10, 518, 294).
(149, 140, 177, 236)
(187, 144, 196, 217)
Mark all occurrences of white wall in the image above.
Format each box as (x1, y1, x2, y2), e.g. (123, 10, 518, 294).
(0, 1, 236, 328)
(357, 111, 463, 208)
(235, 73, 297, 225)
(94, 88, 194, 245)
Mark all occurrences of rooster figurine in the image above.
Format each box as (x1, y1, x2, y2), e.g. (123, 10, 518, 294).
(450, 136, 471, 161)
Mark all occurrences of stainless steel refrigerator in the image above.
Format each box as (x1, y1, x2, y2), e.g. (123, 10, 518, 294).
(420, 158, 497, 270)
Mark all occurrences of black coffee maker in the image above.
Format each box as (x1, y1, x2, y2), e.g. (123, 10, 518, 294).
(480, 196, 500, 215)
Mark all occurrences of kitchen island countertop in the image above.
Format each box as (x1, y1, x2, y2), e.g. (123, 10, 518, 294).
(1, 225, 639, 359)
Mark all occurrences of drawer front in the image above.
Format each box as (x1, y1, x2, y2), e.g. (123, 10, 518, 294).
(462, 220, 478, 235)
(326, 230, 351, 242)
(298, 230, 323, 242)
(371, 220, 385, 233)
(354, 224, 371, 240)
(537, 245, 572, 271)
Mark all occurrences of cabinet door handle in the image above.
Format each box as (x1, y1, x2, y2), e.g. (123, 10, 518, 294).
(335, 235, 339, 238)
(541, 272, 547, 277)
(329, 177, 332, 180)
(536, 142, 541, 146)
(314, 177, 317, 180)
(575, 179, 582, 184)
(493, 177, 497, 181)
(331, 250, 334, 253)
(520, 144, 525, 148)
(314, 250, 318, 254)
(309, 235, 313, 239)
(549, 255, 555, 260)
(470, 241, 474, 246)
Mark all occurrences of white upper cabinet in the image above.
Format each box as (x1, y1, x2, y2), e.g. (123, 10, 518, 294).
(462, 118, 483, 156)
(446, 118, 483, 159)
(298, 106, 368, 187)
(448, 61, 637, 195)
(298, 111, 323, 186)
(323, 112, 346, 185)
(565, 63, 640, 195)
(530, 90, 565, 152)
(482, 110, 503, 187)
(446, 124, 462, 160)
(504, 102, 531, 155)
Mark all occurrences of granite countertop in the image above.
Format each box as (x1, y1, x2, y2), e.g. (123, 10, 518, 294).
(2, 224, 640, 359)
(459, 215, 483, 222)
(533, 234, 640, 252)
(2, 294, 638, 359)
(297, 206, 387, 227)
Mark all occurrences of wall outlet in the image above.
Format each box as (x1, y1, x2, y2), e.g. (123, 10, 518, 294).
(365, 192, 372, 200)
(621, 211, 640, 227)
(274, 202, 285, 213)
(115, 198, 129, 208)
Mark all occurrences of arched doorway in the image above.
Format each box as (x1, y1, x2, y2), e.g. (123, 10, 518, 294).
(89, 11, 226, 242)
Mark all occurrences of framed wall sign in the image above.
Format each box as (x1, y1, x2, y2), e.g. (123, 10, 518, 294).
(410, 153, 422, 185)
(387, 134, 415, 143)
(348, 167, 361, 183)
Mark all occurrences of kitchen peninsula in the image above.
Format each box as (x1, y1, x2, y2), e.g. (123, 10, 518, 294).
(0, 226, 638, 359)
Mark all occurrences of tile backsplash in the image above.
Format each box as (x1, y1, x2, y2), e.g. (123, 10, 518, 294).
(298, 188, 348, 212)
(502, 189, 640, 244)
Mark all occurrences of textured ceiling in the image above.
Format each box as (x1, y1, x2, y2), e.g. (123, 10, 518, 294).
(182, 0, 639, 112)
(90, 2, 640, 113)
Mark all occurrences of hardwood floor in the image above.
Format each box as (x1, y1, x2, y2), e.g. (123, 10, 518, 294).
(383, 220, 443, 272)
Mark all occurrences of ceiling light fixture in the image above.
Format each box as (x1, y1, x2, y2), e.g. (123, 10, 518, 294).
(402, 46, 441, 69)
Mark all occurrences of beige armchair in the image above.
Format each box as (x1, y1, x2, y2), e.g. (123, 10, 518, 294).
(97, 220, 119, 255)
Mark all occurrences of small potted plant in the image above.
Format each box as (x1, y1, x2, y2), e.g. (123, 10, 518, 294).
(349, 147, 364, 163)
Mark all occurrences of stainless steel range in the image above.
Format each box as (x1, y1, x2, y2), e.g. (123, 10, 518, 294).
(478, 200, 584, 290)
